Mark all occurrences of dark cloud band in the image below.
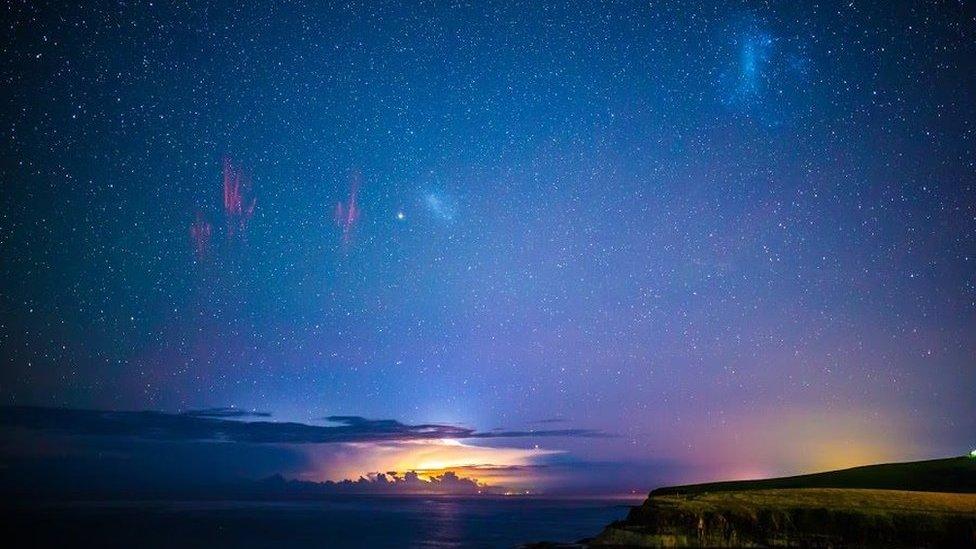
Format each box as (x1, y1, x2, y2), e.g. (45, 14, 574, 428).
(0, 406, 608, 445)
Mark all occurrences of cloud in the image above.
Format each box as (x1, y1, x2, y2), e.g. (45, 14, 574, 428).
(270, 470, 500, 495)
(531, 418, 568, 424)
(300, 437, 560, 487)
(0, 406, 608, 445)
(181, 407, 271, 419)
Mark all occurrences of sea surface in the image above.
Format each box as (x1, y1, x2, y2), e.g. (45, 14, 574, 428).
(6, 496, 636, 548)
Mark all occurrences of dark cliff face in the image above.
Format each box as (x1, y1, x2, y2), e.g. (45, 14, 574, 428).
(591, 489, 976, 548)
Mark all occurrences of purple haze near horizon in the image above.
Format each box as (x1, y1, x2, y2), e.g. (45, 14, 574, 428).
(1, 0, 974, 495)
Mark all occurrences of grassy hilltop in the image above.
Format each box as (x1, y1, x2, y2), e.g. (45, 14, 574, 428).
(653, 456, 976, 496)
(589, 456, 976, 548)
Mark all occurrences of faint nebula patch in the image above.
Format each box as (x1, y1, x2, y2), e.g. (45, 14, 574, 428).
(424, 192, 457, 223)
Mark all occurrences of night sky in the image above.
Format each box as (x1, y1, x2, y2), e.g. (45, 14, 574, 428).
(1, 0, 975, 495)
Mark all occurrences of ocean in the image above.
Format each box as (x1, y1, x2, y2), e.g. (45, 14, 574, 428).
(6, 497, 636, 548)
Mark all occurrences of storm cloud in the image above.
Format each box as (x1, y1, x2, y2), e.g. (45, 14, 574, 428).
(0, 406, 609, 445)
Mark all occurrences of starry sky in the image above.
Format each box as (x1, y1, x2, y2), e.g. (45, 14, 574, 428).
(1, 0, 975, 496)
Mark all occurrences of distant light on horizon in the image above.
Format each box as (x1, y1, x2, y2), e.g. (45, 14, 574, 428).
(1, 0, 973, 498)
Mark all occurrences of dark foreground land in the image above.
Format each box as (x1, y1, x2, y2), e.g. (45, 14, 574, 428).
(538, 457, 976, 548)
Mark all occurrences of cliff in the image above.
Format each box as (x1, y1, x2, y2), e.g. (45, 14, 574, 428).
(592, 488, 975, 548)
(579, 457, 976, 548)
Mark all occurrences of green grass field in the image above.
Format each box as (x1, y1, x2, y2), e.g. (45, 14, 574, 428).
(652, 488, 976, 516)
(652, 456, 976, 496)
